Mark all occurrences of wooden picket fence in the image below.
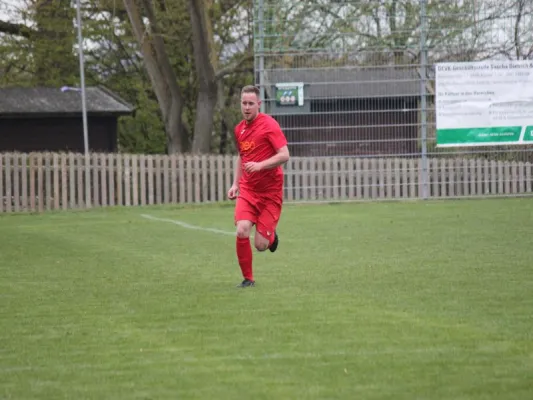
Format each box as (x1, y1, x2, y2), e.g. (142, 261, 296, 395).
(0, 152, 532, 213)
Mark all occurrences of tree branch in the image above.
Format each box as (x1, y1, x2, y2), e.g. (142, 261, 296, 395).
(215, 54, 253, 80)
(514, 0, 525, 59)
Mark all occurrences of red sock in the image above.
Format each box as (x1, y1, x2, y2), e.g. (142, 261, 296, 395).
(236, 237, 253, 281)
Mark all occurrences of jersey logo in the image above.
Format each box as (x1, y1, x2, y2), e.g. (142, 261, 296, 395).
(240, 140, 256, 153)
(240, 128, 246, 135)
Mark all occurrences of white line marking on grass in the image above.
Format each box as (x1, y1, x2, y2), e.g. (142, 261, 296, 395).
(170, 346, 455, 363)
(140, 214, 234, 236)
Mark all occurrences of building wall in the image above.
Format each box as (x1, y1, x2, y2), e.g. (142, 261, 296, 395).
(0, 116, 117, 153)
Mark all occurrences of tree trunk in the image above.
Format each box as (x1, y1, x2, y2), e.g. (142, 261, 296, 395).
(191, 90, 217, 153)
(219, 118, 228, 154)
(218, 79, 235, 154)
(166, 98, 189, 153)
(188, 0, 218, 154)
(123, 0, 189, 154)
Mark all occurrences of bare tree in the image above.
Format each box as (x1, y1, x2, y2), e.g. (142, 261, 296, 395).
(123, 0, 189, 153)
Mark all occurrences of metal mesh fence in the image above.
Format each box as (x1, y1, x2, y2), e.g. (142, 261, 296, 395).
(253, 0, 533, 200)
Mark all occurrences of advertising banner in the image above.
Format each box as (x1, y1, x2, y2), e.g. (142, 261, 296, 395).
(435, 60, 533, 146)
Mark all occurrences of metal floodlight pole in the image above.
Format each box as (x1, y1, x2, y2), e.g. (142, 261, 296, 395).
(257, 0, 266, 113)
(419, 0, 429, 200)
(75, 0, 91, 207)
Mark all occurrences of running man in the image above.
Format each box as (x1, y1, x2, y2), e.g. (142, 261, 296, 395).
(227, 85, 290, 287)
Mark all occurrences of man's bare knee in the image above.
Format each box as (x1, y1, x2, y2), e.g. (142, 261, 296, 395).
(255, 243, 268, 252)
(236, 221, 253, 238)
(254, 234, 269, 251)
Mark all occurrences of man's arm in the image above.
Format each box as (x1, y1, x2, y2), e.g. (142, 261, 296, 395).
(259, 120, 289, 171)
(228, 155, 242, 199)
(260, 145, 290, 170)
(233, 155, 242, 186)
(245, 145, 289, 172)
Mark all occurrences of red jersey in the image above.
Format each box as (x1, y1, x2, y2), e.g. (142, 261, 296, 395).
(234, 113, 288, 193)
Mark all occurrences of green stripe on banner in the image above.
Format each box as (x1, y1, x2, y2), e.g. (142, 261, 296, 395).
(524, 126, 533, 142)
(437, 126, 522, 145)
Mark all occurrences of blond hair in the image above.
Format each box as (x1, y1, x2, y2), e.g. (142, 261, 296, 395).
(241, 85, 260, 98)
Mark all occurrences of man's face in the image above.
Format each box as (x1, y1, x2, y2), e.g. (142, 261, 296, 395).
(241, 92, 261, 122)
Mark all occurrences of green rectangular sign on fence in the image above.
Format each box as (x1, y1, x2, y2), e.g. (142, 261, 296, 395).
(435, 60, 533, 147)
(275, 82, 304, 106)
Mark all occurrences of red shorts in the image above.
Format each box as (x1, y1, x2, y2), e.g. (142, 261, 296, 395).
(234, 189, 283, 239)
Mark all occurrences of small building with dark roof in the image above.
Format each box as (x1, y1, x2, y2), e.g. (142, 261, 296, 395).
(263, 66, 431, 157)
(0, 86, 134, 153)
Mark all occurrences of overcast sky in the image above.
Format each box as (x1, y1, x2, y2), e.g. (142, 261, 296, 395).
(1, 0, 18, 16)
(0, 0, 23, 24)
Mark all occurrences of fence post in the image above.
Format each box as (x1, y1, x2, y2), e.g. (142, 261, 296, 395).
(419, 0, 429, 199)
(256, 0, 266, 113)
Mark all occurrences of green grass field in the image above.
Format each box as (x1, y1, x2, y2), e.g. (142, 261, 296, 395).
(1, 198, 532, 399)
